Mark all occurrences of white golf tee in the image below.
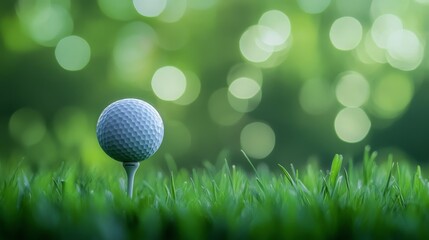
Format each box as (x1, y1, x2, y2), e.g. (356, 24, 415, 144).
(122, 162, 140, 198)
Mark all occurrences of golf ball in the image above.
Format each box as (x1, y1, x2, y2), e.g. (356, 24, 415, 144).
(96, 98, 164, 162)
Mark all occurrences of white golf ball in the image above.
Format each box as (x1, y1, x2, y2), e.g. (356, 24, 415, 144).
(96, 98, 164, 162)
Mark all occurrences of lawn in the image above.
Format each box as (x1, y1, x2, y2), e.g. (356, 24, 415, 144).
(1, 147, 428, 239)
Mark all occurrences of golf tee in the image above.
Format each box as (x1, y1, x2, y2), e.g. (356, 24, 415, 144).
(122, 162, 140, 198)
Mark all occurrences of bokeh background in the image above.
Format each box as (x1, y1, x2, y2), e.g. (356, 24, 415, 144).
(1, 0, 429, 171)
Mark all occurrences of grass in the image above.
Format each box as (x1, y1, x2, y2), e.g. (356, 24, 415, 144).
(1, 147, 429, 239)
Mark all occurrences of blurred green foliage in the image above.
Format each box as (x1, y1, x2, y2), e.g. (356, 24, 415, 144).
(1, 0, 429, 169)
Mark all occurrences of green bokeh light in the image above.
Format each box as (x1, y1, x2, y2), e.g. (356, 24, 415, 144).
(240, 122, 275, 159)
(371, 73, 414, 119)
(9, 108, 46, 146)
(2, 0, 429, 166)
(55, 35, 91, 71)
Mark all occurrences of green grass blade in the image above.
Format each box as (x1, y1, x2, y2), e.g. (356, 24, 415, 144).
(278, 163, 296, 189)
(329, 154, 343, 188)
(241, 150, 259, 178)
(321, 176, 330, 199)
(224, 158, 235, 193)
(383, 160, 395, 197)
(344, 168, 350, 193)
(413, 165, 423, 192)
(363, 146, 377, 185)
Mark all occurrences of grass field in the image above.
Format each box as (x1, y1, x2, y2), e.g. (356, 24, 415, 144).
(1, 147, 429, 239)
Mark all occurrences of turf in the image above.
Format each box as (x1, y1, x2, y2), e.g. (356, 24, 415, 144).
(1, 147, 429, 239)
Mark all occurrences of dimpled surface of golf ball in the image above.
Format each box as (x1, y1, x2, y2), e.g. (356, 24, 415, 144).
(96, 98, 164, 162)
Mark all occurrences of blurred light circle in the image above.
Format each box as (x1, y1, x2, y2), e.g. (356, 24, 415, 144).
(9, 108, 46, 146)
(386, 29, 424, 71)
(133, 0, 167, 17)
(371, 14, 403, 49)
(55, 35, 91, 71)
(330, 17, 363, 51)
(174, 71, 201, 105)
(364, 31, 387, 63)
(113, 22, 157, 82)
(298, 0, 331, 14)
(227, 63, 263, 86)
(152, 66, 187, 101)
(372, 73, 414, 119)
(208, 88, 243, 126)
(257, 26, 283, 50)
(159, 0, 187, 23)
(258, 10, 291, 48)
(355, 43, 373, 64)
(370, 0, 410, 18)
(416, 0, 429, 4)
(228, 77, 261, 100)
(98, 0, 137, 20)
(239, 25, 273, 63)
(299, 79, 334, 115)
(228, 90, 262, 113)
(226, 65, 263, 113)
(336, 72, 370, 107)
(334, 108, 371, 143)
(240, 122, 275, 159)
(16, 2, 73, 47)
